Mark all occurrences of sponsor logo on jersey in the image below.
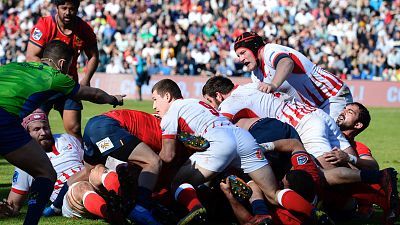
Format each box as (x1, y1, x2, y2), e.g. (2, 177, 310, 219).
(96, 137, 114, 153)
(12, 171, 19, 183)
(255, 148, 265, 160)
(296, 155, 308, 165)
(32, 28, 42, 41)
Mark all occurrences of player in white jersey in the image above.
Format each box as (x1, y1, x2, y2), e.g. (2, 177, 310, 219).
(202, 76, 357, 169)
(152, 79, 334, 225)
(0, 109, 84, 217)
(234, 31, 353, 120)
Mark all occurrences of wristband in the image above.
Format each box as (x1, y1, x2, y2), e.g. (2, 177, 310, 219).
(259, 142, 275, 152)
(348, 154, 358, 165)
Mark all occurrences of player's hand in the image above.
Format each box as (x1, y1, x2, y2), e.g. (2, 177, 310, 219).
(0, 199, 15, 218)
(323, 148, 349, 165)
(220, 178, 234, 200)
(112, 95, 126, 108)
(257, 82, 277, 93)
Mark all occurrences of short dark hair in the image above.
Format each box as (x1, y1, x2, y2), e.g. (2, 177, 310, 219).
(286, 170, 316, 203)
(348, 102, 371, 132)
(152, 79, 183, 99)
(202, 76, 234, 98)
(54, 0, 80, 8)
(42, 40, 74, 64)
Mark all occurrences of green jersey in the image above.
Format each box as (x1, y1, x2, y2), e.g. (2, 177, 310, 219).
(0, 62, 79, 118)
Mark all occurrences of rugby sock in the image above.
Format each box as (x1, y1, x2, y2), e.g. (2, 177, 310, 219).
(102, 171, 121, 195)
(251, 199, 269, 215)
(360, 170, 380, 184)
(175, 183, 203, 212)
(277, 189, 313, 216)
(83, 191, 107, 218)
(136, 186, 153, 209)
(51, 182, 69, 209)
(24, 177, 54, 225)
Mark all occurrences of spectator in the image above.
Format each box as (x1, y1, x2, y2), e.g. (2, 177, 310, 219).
(0, 0, 398, 80)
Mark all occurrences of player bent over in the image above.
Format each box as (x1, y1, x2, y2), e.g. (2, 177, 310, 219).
(152, 79, 333, 225)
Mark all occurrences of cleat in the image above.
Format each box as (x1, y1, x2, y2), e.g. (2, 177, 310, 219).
(177, 206, 207, 225)
(228, 175, 253, 202)
(312, 209, 335, 225)
(128, 204, 162, 225)
(177, 132, 210, 152)
(380, 168, 399, 225)
(245, 214, 273, 225)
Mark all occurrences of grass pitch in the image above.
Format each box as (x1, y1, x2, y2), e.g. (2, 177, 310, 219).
(0, 100, 399, 225)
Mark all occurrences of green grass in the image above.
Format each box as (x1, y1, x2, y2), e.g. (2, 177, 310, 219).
(0, 100, 399, 224)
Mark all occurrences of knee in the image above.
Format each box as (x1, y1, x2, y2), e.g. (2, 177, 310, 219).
(148, 154, 162, 171)
(72, 181, 95, 203)
(89, 164, 107, 189)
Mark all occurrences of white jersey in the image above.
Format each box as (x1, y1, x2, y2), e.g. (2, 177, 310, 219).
(219, 83, 351, 158)
(11, 134, 84, 202)
(220, 83, 316, 128)
(161, 98, 268, 173)
(252, 43, 344, 108)
(161, 98, 234, 138)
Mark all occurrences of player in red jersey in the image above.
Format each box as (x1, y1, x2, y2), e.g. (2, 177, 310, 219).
(324, 102, 378, 170)
(26, 0, 99, 141)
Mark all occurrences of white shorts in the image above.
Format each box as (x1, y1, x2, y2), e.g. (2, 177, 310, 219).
(61, 189, 83, 218)
(320, 84, 353, 121)
(296, 109, 351, 158)
(189, 126, 268, 174)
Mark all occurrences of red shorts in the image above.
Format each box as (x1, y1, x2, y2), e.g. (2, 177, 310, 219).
(291, 151, 324, 197)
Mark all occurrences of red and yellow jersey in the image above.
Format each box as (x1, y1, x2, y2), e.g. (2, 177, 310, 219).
(29, 15, 97, 81)
(103, 110, 162, 153)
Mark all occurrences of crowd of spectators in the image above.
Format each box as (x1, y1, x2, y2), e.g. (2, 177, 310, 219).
(0, 0, 399, 81)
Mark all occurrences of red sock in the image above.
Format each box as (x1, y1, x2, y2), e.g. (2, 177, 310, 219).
(175, 183, 203, 212)
(278, 189, 314, 216)
(102, 171, 121, 195)
(83, 191, 107, 218)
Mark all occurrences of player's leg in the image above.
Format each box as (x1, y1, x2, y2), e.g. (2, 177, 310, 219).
(172, 160, 214, 225)
(64, 180, 120, 221)
(89, 164, 121, 194)
(236, 128, 333, 225)
(4, 139, 56, 225)
(172, 128, 238, 225)
(61, 98, 83, 141)
(297, 114, 337, 169)
(107, 137, 162, 224)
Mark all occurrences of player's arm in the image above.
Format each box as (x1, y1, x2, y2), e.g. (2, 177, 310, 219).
(73, 85, 125, 107)
(259, 57, 294, 93)
(259, 139, 305, 153)
(159, 138, 177, 163)
(3, 191, 26, 216)
(80, 44, 99, 87)
(26, 42, 43, 62)
(323, 149, 379, 170)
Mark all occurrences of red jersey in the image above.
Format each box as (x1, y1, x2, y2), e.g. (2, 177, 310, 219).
(29, 15, 97, 81)
(353, 141, 372, 157)
(103, 110, 162, 153)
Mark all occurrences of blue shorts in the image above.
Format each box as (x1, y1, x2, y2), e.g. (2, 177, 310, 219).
(0, 108, 31, 155)
(248, 117, 300, 143)
(83, 115, 141, 165)
(41, 94, 83, 113)
(248, 118, 300, 180)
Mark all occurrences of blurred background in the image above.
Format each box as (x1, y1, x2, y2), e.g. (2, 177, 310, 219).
(0, 0, 399, 80)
